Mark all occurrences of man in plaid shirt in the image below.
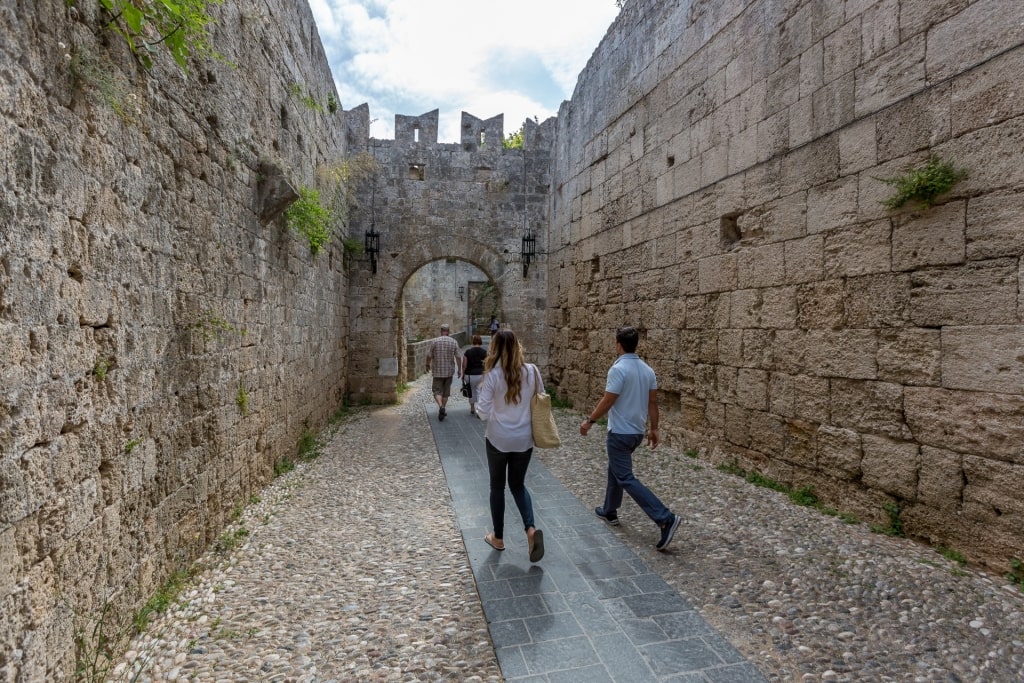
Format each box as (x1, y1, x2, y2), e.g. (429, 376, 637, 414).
(426, 324, 461, 421)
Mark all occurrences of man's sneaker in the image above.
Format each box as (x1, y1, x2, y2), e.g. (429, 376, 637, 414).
(594, 507, 620, 526)
(656, 514, 681, 550)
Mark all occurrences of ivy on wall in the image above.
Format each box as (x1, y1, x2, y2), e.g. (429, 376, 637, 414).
(71, 0, 226, 74)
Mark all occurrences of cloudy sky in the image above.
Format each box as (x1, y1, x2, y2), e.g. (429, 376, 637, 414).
(309, 0, 621, 142)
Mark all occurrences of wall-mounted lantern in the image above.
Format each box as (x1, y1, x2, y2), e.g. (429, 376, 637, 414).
(365, 227, 380, 274)
(521, 232, 536, 277)
(458, 285, 465, 301)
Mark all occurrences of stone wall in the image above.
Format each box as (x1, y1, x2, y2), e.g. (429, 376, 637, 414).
(403, 259, 489, 340)
(346, 113, 555, 402)
(0, 0, 353, 679)
(547, 0, 1024, 571)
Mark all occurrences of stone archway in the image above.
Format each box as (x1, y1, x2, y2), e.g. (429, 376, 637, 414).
(347, 235, 529, 403)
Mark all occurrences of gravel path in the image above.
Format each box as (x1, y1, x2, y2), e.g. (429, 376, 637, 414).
(109, 376, 1024, 682)
(539, 408, 1024, 683)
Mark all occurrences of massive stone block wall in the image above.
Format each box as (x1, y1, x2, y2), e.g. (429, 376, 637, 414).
(0, 1, 352, 679)
(548, 0, 1024, 570)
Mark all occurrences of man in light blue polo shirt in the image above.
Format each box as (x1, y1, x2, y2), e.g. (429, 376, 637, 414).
(579, 326, 681, 550)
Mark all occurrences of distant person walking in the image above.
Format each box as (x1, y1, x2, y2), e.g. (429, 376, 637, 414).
(476, 330, 544, 562)
(461, 335, 487, 417)
(426, 323, 460, 421)
(489, 316, 499, 335)
(580, 326, 681, 550)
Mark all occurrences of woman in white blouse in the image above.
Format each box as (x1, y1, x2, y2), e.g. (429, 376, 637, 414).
(475, 329, 544, 562)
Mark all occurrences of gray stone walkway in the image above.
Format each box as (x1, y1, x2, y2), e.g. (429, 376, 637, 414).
(429, 397, 767, 682)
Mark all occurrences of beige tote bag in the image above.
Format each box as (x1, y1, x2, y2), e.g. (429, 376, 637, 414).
(530, 365, 561, 449)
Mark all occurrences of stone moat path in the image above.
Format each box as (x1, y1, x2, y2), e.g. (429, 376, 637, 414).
(111, 375, 1024, 682)
(431, 394, 766, 682)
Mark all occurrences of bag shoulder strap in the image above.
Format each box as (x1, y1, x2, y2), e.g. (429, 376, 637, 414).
(531, 364, 542, 396)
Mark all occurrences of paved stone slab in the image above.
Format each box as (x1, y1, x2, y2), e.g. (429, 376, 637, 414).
(427, 398, 768, 682)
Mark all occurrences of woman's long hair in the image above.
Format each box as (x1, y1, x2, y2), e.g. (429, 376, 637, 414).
(485, 329, 526, 404)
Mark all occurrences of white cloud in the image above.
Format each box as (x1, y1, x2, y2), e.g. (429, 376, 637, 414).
(311, 0, 619, 141)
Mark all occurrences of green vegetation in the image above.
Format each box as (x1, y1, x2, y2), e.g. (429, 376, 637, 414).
(214, 527, 249, 555)
(871, 501, 905, 537)
(396, 382, 410, 395)
(938, 546, 966, 566)
(289, 82, 323, 112)
(273, 455, 295, 477)
(715, 462, 856, 521)
(342, 237, 363, 255)
(92, 358, 112, 380)
(68, 49, 142, 124)
(876, 155, 966, 210)
(1007, 558, 1024, 592)
(235, 383, 249, 415)
(550, 394, 572, 409)
(318, 152, 380, 229)
(134, 568, 194, 632)
(82, 0, 226, 74)
(124, 438, 142, 454)
(297, 428, 322, 461)
(503, 126, 524, 149)
(327, 93, 339, 114)
(684, 448, 698, 458)
(192, 310, 246, 342)
(285, 187, 332, 255)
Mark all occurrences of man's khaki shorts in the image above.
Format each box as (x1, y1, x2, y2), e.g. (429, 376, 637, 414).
(432, 376, 453, 398)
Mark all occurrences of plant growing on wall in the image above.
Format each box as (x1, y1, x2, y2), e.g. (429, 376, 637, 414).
(289, 82, 323, 112)
(503, 126, 524, 149)
(73, 0, 226, 74)
(285, 187, 333, 255)
(876, 155, 966, 210)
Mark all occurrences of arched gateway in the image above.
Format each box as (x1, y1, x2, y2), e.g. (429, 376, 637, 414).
(345, 108, 554, 402)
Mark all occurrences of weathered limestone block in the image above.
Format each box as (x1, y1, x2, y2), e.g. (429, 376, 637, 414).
(876, 328, 941, 386)
(838, 117, 877, 175)
(769, 372, 830, 423)
(892, 201, 965, 271)
(910, 257, 1019, 326)
(917, 445, 964, 514)
(899, 0, 971, 39)
(737, 242, 786, 289)
(824, 17, 861, 83)
(795, 280, 844, 329)
(965, 192, 1024, 260)
(783, 417, 817, 468)
(854, 34, 926, 118)
(926, 0, 1024, 82)
(807, 175, 860, 234)
(698, 253, 738, 293)
(861, 433, 919, 500)
(845, 272, 911, 327)
(724, 403, 752, 447)
(941, 325, 1024, 394)
(952, 47, 1024, 137)
(876, 84, 952, 162)
(749, 409, 786, 455)
(962, 454, 1024, 527)
(812, 73, 856, 139)
(816, 424, 862, 479)
(794, 329, 879, 378)
(736, 367, 769, 411)
(830, 378, 911, 440)
(823, 219, 892, 277)
(742, 329, 774, 369)
(905, 387, 1024, 461)
(729, 289, 760, 329)
(783, 234, 824, 284)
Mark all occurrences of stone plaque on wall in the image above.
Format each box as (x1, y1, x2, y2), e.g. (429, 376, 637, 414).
(379, 358, 399, 376)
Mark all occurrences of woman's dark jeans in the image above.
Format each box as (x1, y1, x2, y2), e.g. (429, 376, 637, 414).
(486, 438, 535, 539)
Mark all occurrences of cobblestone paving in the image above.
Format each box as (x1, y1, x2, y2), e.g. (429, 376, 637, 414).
(111, 376, 1024, 682)
(109, 380, 500, 682)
